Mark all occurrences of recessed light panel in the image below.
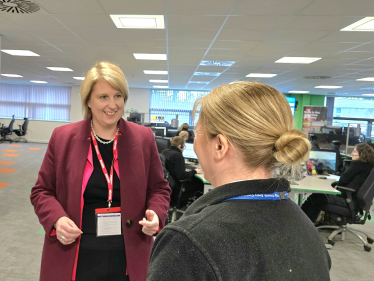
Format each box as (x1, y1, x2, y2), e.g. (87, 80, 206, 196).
(110, 15, 164, 29)
(275, 57, 321, 64)
(1, 74, 23, 78)
(356, 77, 374, 81)
(144, 70, 168, 75)
(47, 67, 73, 71)
(30, 80, 47, 84)
(288, 91, 310, 93)
(246, 73, 277, 78)
(73, 77, 85, 80)
(363, 94, 374, 96)
(315, 86, 343, 89)
(149, 80, 168, 83)
(341, 17, 374, 31)
(194, 72, 221, 76)
(188, 81, 209, 84)
(133, 53, 167, 60)
(200, 61, 235, 67)
(1, 50, 40, 56)
(153, 85, 168, 88)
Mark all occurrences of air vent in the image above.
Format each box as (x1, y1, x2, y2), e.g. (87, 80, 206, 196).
(37, 75, 57, 79)
(303, 76, 332, 79)
(0, 0, 40, 14)
(361, 87, 374, 90)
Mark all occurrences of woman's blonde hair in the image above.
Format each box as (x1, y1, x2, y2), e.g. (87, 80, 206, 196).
(178, 123, 189, 131)
(193, 82, 310, 176)
(81, 61, 129, 119)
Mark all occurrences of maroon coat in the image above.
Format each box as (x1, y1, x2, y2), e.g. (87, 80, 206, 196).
(31, 118, 171, 281)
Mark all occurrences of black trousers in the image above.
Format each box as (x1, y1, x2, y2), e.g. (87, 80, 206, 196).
(75, 246, 130, 281)
(301, 193, 348, 223)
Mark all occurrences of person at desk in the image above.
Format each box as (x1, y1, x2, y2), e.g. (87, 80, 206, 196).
(302, 143, 374, 223)
(162, 136, 203, 205)
(30, 62, 170, 281)
(177, 123, 193, 143)
(148, 82, 331, 281)
(178, 130, 189, 142)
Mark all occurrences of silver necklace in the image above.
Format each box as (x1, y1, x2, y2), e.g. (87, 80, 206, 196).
(91, 121, 117, 145)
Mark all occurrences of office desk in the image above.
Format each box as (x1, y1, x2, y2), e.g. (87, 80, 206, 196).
(195, 174, 341, 205)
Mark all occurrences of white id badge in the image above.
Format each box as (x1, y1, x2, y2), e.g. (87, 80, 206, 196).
(95, 208, 122, 237)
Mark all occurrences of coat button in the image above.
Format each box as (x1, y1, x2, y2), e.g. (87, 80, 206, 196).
(126, 220, 133, 228)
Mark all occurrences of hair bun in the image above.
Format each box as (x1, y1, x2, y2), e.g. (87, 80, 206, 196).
(274, 129, 311, 164)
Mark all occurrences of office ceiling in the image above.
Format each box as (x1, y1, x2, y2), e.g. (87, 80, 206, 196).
(1, 0, 374, 96)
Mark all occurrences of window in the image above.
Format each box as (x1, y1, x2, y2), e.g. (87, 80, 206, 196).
(0, 84, 71, 121)
(149, 89, 208, 125)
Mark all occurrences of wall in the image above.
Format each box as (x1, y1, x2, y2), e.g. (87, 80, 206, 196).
(0, 87, 151, 143)
(285, 94, 325, 131)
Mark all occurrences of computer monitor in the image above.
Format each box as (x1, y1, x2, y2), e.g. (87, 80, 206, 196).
(166, 128, 178, 137)
(286, 97, 296, 116)
(309, 150, 338, 173)
(155, 137, 171, 153)
(152, 128, 164, 137)
(128, 113, 141, 122)
(322, 125, 342, 135)
(150, 115, 165, 123)
(182, 143, 198, 161)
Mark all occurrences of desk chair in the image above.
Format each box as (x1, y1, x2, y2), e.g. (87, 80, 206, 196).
(13, 118, 29, 143)
(317, 168, 374, 251)
(0, 115, 15, 143)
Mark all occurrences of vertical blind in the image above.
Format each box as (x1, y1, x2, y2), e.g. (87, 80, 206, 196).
(149, 89, 208, 125)
(0, 84, 71, 121)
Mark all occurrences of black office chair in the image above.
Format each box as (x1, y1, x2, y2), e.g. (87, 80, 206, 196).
(0, 115, 15, 143)
(309, 134, 320, 151)
(13, 118, 29, 143)
(331, 140, 343, 173)
(317, 168, 374, 251)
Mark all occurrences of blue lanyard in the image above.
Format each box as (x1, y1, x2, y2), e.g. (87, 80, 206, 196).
(223, 191, 289, 202)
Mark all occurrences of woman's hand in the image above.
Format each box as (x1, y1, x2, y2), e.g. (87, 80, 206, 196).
(139, 210, 159, 236)
(54, 216, 82, 245)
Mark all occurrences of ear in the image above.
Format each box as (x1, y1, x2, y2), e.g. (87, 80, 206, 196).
(213, 134, 229, 161)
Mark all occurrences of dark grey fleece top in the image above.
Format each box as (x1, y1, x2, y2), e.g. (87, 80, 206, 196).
(147, 178, 331, 281)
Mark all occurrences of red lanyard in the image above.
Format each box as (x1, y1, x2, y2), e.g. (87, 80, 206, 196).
(90, 127, 119, 210)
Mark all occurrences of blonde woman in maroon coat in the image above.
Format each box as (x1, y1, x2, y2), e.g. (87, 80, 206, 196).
(31, 62, 171, 281)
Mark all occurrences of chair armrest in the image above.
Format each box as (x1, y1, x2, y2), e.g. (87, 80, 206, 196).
(336, 186, 356, 193)
(180, 179, 190, 183)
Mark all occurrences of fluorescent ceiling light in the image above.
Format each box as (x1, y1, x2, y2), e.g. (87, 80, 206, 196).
(1, 74, 23, 78)
(153, 85, 168, 88)
(194, 72, 221, 76)
(73, 77, 85, 80)
(188, 81, 209, 84)
(363, 94, 374, 96)
(149, 79, 168, 83)
(144, 70, 168, 75)
(288, 91, 310, 94)
(246, 73, 277, 78)
(110, 15, 164, 29)
(315, 85, 343, 89)
(356, 77, 374, 81)
(275, 57, 321, 64)
(47, 67, 73, 72)
(200, 61, 235, 67)
(341, 17, 374, 31)
(30, 80, 47, 84)
(133, 53, 167, 60)
(1, 50, 40, 56)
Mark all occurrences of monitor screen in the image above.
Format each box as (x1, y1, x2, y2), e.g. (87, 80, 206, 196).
(286, 97, 296, 116)
(183, 143, 198, 160)
(309, 150, 337, 173)
(150, 115, 165, 123)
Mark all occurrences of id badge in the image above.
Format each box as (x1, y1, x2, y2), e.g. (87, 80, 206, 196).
(95, 207, 122, 237)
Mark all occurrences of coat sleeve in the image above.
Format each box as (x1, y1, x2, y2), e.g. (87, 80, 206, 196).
(337, 161, 360, 189)
(147, 229, 218, 281)
(30, 128, 68, 239)
(173, 153, 197, 181)
(146, 128, 171, 229)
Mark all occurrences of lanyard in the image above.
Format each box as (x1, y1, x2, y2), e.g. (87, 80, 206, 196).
(90, 127, 119, 210)
(223, 191, 289, 202)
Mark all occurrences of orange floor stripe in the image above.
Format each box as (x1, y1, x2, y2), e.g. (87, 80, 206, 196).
(2, 149, 18, 152)
(0, 161, 15, 165)
(28, 148, 42, 150)
(0, 168, 16, 173)
(8, 145, 21, 147)
(0, 183, 9, 189)
(2, 154, 20, 157)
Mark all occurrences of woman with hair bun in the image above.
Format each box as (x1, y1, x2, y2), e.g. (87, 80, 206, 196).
(147, 82, 331, 281)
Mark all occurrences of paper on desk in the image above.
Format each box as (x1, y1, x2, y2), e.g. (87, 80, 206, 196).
(325, 175, 340, 181)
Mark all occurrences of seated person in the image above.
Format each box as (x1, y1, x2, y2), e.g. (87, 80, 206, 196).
(162, 136, 203, 205)
(177, 123, 193, 143)
(178, 130, 189, 142)
(302, 143, 374, 223)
